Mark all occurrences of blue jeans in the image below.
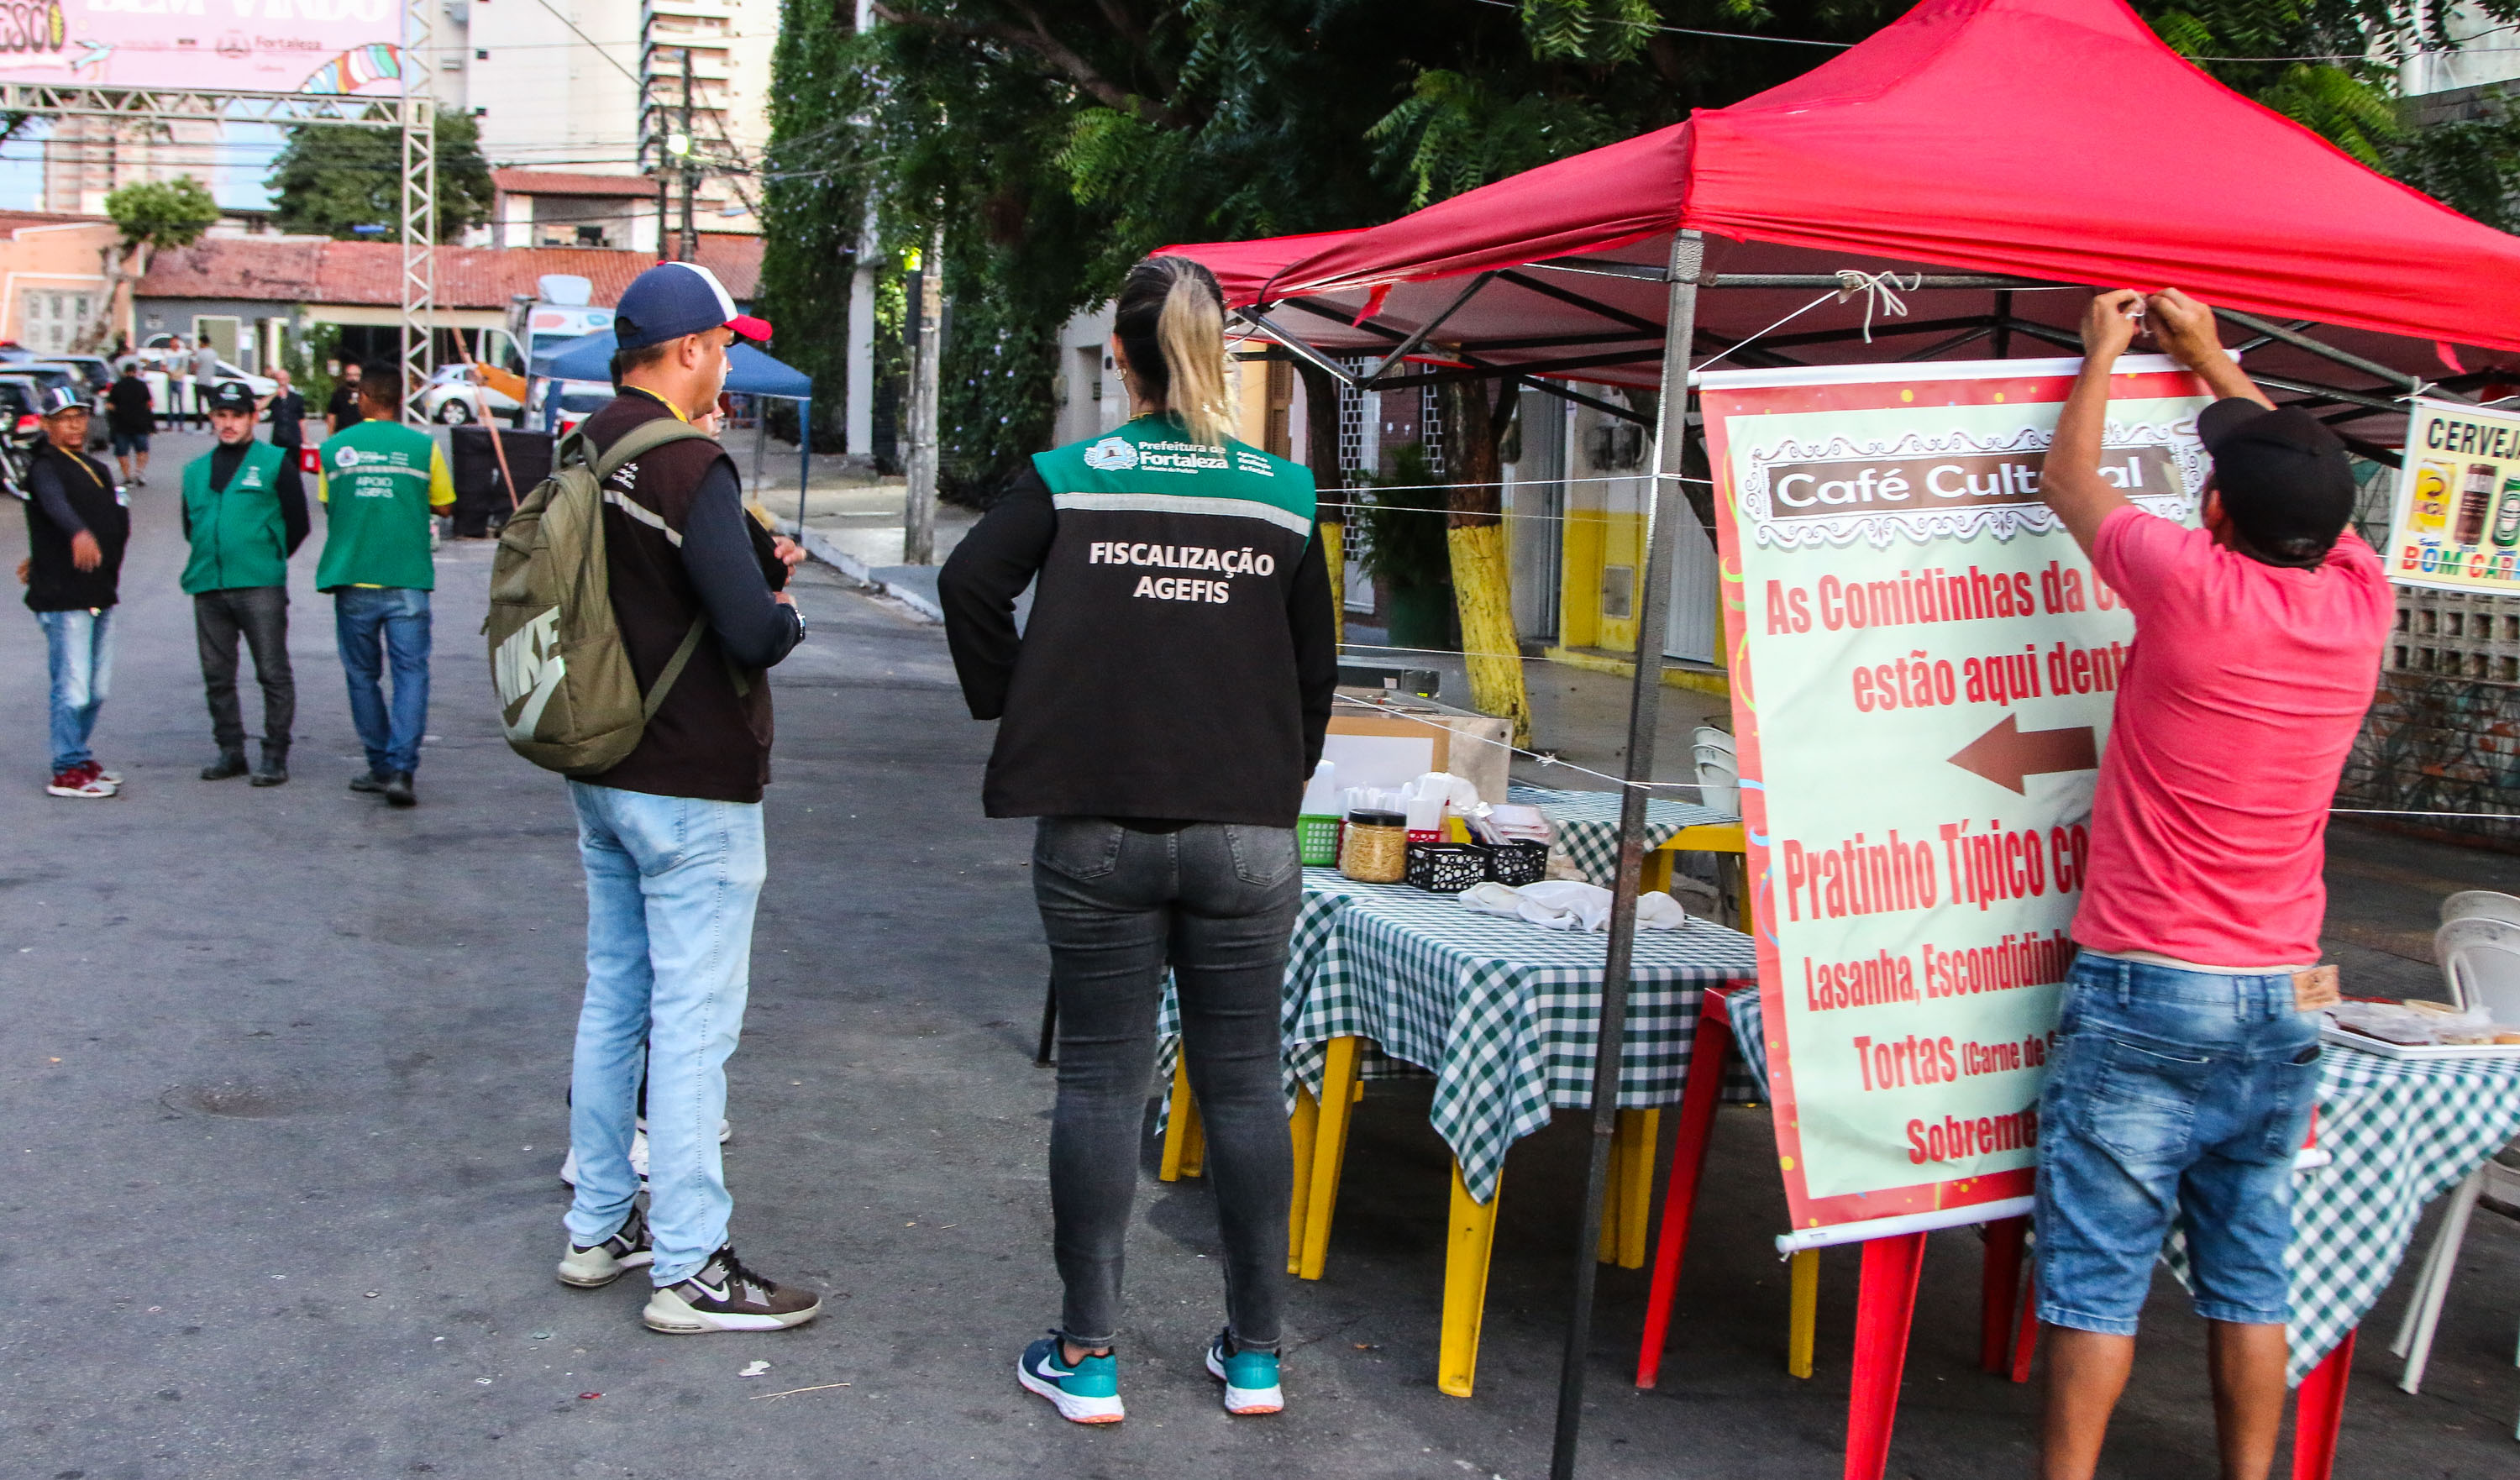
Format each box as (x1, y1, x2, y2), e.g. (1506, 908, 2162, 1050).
(2034, 954, 2323, 1336)
(35, 607, 116, 774)
(333, 587, 431, 776)
(564, 781, 767, 1284)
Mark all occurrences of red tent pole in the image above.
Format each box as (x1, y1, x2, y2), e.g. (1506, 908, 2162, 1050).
(1548, 228, 1704, 1480)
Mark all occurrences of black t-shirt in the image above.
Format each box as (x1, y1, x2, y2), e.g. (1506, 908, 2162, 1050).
(105, 375, 153, 435)
(268, 390, 306, 446)
(327, 385, 364, 430)
(22, 444, 128, 611)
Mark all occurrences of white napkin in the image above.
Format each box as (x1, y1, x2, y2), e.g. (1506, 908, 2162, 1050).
(1459, 881, 1690, 932)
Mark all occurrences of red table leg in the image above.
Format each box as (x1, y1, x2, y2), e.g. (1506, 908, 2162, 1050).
(2290, 1328, 2355, 1480)
(2009, 1271, 2040, 1384)
(1634, 985, 1737, 1389)
(1846, 1231, 1928, 1480)
(1980, 1216, 2028, 1374)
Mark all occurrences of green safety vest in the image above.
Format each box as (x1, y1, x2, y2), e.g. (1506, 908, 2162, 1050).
(179, 441, 290, 596)
(316, 418, 441, 592)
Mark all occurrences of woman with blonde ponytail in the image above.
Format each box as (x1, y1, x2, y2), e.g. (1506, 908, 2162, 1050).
(940, 254, 1336, 1425)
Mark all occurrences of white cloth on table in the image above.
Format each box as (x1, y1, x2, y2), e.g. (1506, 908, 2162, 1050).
(1458, 879, 1689, 932)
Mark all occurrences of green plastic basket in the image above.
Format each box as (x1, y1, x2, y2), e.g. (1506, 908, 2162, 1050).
(1298, 814, 1342, 867)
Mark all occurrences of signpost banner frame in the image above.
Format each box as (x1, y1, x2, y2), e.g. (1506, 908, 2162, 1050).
(1703, 354, 2215, 1236)
(2382, 396, 2520, 595)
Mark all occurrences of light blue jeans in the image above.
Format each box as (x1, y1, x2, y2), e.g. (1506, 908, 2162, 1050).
(564, 781, 767, 1284)
(35, 607, 116, 774)
(333, 586, 431, 777)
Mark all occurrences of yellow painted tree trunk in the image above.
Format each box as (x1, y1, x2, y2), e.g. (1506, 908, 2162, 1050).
(1320, 522, 1347, 653)
(1441, 377, 1531, 747)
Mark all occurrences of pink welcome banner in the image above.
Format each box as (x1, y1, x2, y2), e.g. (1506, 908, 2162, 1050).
(0, 0, 407, 95)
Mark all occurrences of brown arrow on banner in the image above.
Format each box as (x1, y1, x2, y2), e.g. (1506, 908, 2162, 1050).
(1947, 713, 2099, 794)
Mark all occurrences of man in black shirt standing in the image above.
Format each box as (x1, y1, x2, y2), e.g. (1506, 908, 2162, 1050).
(106, 359, 155, 487)
(264, 366, 307, 458)
(16, 387, 129, 798)
(324, 360, 364, 437)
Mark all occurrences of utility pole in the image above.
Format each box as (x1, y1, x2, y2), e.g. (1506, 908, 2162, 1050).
(903, 222, 944, 564)
(678, 48, 698, 263)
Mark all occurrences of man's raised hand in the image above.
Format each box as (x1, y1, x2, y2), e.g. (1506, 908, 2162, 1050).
(2142, 289, 2222, 370)
(2080, 289, 2145, 363)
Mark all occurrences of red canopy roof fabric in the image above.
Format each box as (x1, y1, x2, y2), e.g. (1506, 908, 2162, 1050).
(1182, 0, 2520, 357)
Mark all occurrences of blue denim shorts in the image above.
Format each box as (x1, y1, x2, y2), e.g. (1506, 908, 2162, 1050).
(2033, 953, 2323, 1335)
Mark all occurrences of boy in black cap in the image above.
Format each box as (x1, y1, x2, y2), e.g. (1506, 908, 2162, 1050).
(2028, 289, 2391, 1480)
(182, 380, 308, 785)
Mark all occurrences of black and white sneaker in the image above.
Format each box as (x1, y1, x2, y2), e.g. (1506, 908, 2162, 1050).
(643, 1246, 821, 1333)
(557, 1205, 654, 1288)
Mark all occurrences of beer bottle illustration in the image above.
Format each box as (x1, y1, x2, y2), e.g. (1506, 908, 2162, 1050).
(2455, 463, 2496, 546)
(2494, 475, 2520, 548)
(2412, 461, 2453, 532)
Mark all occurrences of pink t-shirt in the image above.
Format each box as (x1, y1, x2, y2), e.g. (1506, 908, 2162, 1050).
(2073, 506, 2391, 966)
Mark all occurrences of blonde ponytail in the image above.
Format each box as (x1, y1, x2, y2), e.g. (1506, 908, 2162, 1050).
(1115, 255, 1237, 448)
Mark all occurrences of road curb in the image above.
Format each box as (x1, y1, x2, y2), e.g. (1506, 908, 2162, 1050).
(774, 519, 945, 623)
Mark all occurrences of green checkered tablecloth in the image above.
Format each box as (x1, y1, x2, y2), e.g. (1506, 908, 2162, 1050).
(1157, 869, 1760, 1198)
(1509, 784, 1739, 884)
(1729, 994, 2520, 1387)
(1284, 878, 1758, 1203)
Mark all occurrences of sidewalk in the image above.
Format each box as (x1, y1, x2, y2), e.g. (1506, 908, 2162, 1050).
(742, 442, 974, 621)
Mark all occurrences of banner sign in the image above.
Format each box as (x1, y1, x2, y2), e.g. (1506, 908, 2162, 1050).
(0, 3, 408, 95)
(2385, 397, 2520, 595)
(1703, 355, 2213, 1232)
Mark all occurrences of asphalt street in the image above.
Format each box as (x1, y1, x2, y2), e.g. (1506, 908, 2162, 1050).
(3, 428, 2516, 1478)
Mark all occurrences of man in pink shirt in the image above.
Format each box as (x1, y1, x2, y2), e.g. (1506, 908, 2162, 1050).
(2032, 288, 2391, 1480)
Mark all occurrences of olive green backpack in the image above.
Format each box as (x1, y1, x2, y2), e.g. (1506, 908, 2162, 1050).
(483, 418, 717, 775)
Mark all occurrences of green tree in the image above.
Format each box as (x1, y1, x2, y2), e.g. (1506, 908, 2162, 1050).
(266, 112, 493, 243)
(73, 175, 219, 354)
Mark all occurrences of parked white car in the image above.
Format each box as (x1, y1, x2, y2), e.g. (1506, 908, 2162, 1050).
(419, 364, 524, 425)
(132, 335, 276, 397)
(528, 377, 613, 436)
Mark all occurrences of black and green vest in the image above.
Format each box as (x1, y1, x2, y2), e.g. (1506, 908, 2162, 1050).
(982, 415, 1326, 826)
(180, 441, 289, 595)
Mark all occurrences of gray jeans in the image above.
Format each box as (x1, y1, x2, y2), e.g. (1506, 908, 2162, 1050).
(194, 585, 293, 753)
(1033, 817, 1299, 1351)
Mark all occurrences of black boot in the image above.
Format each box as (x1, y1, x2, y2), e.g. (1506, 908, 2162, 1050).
(383, 771, 417, 808)
(250, 743, 289, 788)
(201, 748, 249, 780)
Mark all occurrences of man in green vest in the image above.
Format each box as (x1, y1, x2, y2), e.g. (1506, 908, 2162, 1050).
(184, 380, 308, 786)
(316, 362, 454, 808)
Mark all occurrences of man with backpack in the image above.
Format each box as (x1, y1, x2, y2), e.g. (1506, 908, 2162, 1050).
(317, 364, 452, 806)
(507, 261, 816, 1334)
(185, 380, 307, 787)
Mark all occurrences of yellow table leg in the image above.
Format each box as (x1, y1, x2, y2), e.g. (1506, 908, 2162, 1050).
(1159, 1054, 1196, 1183)
(1642, 848, 1675, 896)
(1617, 1108, 1660, 1269)
(1180, 1093, 1206, 1178)
(1287, 1084, 1320, 1274)
(1598, 1121, 1626, 1265)
(1439, 1160, 1502, 1398)
(1787, 1247, 1819, 1379)
(1298, 1037, 1362, 1281)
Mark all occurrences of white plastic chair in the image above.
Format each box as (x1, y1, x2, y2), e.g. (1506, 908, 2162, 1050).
(2441, 890, 2520, 928)
(2439, 916, 2520, 1024)
(1692, 725, 1735, 758)
(1693, 748, 1738, 816)
(2389, 916, 2520, 1405)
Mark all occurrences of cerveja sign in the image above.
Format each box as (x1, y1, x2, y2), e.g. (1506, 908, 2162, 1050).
(1703, 354, 2212, 1232)
(2386, 398, 2520, 594)
(0, 0, 407, 95)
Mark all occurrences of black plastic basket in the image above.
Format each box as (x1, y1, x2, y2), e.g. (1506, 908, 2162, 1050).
(1406, 842, 1489, 894)
(1478, 840, 1549, 886)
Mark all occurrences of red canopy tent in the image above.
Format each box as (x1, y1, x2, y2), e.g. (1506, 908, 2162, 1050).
(1164, 3, 2512, 1477)
(1170, 0, 2520, 434)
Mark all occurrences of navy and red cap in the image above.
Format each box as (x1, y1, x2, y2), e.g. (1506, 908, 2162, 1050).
(613, 261, 772, 351)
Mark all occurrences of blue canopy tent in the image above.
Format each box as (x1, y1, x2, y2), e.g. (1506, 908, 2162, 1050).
(532, 331, 816, 512)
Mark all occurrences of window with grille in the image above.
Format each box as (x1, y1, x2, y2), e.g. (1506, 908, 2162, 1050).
(18, 290, 92, 355)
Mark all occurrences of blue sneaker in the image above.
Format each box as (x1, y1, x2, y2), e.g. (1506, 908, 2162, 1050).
(1018, 1333, 1123, 1424)
(1205, 1328, 1283, 1414)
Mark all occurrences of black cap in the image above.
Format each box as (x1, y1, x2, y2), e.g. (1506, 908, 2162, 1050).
(2194, 399, 2356, 567)
(204, 380, 256, 415)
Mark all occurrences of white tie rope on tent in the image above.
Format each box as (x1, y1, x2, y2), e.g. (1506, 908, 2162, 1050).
(1835, 270, 1923, 343)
